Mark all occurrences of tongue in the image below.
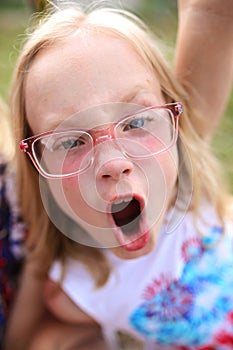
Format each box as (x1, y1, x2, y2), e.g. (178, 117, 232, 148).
(111, 199, 150, 250)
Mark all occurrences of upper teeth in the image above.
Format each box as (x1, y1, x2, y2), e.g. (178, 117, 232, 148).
(113, 196, 133, 205)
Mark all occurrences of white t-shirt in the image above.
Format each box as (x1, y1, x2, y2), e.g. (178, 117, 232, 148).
(49, 207, 233, 349)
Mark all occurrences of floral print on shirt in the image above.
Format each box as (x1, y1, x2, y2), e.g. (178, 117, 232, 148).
(130, 226, 233, 349)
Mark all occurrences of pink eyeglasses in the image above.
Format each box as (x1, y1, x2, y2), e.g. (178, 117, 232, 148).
(20, 102, 183, 179)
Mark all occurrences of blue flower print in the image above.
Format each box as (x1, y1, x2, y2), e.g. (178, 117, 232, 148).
(130, 227, 233, 348)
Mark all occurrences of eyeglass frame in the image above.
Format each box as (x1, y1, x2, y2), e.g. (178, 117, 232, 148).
(20, 102, 183, 179)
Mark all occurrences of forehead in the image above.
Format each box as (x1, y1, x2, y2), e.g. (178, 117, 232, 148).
(25, 30, 163, 133)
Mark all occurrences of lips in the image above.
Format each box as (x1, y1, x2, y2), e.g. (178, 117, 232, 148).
(108, 195, 150, 251)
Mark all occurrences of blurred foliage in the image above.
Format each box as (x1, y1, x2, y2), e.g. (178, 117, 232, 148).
(0, 10, 29, 100)
(140, 0, 177, 24)
(0, 0, 26, 9)
(212, 97, 233, 190)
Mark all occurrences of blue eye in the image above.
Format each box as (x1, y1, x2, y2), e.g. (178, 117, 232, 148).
(125, 118, 145, 130)
(61, 138, 83, 150)
(42, 132, 89, 153)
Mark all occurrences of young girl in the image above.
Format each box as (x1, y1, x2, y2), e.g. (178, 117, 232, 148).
(0, 97, 25, 348)
(5, 1, 233, 350)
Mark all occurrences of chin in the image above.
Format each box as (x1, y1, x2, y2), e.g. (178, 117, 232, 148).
(110, 235, 155, 260)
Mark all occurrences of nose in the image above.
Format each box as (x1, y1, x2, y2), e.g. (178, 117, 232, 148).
(97, 157, 133, 181)
(92, 126, 133, 181)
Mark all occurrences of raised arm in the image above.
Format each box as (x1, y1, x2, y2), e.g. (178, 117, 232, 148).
(175, 0, 233, 140)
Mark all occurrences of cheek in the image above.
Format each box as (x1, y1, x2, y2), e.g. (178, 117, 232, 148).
(164, 147, 179, 190)
(44, 176, 94, 226)
(142, 147, 178, 192)
(161, 147, 179, 202)
(61, 177, 98, 220)
(40, 177, 117, 248)
(140, 147, 178, 222)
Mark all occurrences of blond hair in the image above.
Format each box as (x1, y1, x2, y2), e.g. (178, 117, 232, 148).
(10, 2, 231, 285)
(0, 96, 14, 162)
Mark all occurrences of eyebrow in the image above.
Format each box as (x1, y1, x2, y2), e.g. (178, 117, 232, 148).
(41, 85, 148, 133)
(41, 117, 69, 133)
(121, 85, 146, 103)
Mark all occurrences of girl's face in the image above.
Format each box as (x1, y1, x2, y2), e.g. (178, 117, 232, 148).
(25, 30, 178, 259)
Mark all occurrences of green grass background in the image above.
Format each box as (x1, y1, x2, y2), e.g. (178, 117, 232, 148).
(0, 8, 29, 99)
(0, 4, 232, 191)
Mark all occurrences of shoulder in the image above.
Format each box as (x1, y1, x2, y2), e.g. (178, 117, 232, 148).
(49, 258, 96, 298)
(44, 278, 97, 324)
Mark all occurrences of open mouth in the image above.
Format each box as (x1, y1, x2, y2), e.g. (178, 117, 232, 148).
(109, 195, 150, 251)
